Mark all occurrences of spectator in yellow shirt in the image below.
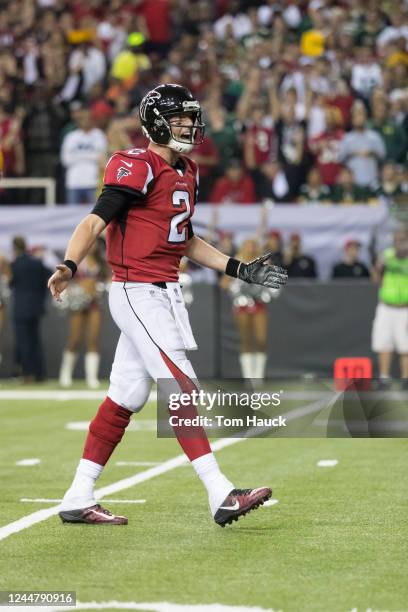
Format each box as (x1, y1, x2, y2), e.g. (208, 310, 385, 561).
(111, 32, 151, 88)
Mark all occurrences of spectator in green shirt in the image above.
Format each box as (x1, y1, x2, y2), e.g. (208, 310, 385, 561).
(298, 167, 331, 203)
(331, 167, 373, 204)
(371, 229, 408, 388)
(354, 8, 386, 48)
(369, 96, 406, 163)
(375, 162, 403, 202)
(207, 107, 242, 173)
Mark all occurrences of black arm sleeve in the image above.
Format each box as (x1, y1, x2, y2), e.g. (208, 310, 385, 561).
(91, 186, 145, 225)
(187, 220, 194, 240)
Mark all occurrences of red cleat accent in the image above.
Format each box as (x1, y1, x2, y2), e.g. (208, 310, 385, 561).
(59, 504, 128, 525)
(214, 487, 272, 527)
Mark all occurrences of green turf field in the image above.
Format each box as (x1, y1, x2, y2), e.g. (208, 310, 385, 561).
(0, 383, 407, 612)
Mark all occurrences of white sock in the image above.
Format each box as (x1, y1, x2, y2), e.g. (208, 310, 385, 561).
(59, 351, 77, 387)
(60, 458, 103, 511)
(85, 352, 100, 389)
(254, 352, 267, 380)
(239, 353, 255, 379)
(191, 452, 234, 516)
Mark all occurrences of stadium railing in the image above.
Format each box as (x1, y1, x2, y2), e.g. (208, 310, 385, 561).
(0, 178, 56, 207)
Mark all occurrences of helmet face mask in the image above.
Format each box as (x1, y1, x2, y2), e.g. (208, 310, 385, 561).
(167, 111, 205, 153)
(140, 84, 205, 154)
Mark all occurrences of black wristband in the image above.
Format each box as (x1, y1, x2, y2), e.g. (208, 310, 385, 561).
(63, 259, 77, 278)
(225, 257, 241, 278)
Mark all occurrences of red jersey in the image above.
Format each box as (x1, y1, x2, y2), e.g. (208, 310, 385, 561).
(0, 118, 18, 175)
(103, 147, 198, 283)
(245, 124, 277, 166)
(309, 129, 344, 186)
(210, 174, 256, 204)
(190, 135, 219, 178)
(137, 0, 171, 43)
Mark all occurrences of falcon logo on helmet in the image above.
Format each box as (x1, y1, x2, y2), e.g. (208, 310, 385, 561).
(139, 90, 162, 122)
(139, 84, 205, 154)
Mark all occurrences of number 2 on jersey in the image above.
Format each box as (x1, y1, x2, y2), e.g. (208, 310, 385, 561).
(168, 190, 190, 243)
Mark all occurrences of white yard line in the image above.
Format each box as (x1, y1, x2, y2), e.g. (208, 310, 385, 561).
(0, 398, 327, 542)
(20, 498, 146, 504)
(0, 601, 277, 612)
(317, 460, 338, 467)
(0, 506, 64, 541)
(262, 499, 279, 507)
(15, 459, 41, 466)
(66, 421, 157, 432)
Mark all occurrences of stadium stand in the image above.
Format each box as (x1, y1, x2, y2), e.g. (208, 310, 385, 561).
(0, 0, 406, 205)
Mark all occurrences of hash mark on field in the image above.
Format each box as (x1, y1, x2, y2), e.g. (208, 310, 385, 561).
(317, 459, 338, 467)
(15, 458, 41, 466)
(20, 498, 146, 504)
(262, 499, 279, 507)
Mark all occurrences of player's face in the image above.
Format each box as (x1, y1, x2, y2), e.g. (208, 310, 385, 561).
(169, 114, 195, 143)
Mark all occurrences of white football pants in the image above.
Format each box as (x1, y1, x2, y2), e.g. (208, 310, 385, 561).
(107, 281, 197, 412)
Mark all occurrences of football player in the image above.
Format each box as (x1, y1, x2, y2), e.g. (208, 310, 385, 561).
(48, 84, 287, 527)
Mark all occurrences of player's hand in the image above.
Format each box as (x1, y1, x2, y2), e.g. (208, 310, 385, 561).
(238, 252, 288, 289)
(48, 265, 73, 301)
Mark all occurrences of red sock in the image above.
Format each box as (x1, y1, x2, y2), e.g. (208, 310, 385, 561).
(83, 397, 131, 465)
(160, 350, 211, 461)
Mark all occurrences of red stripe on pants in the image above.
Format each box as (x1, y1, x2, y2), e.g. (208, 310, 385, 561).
(159, 349, 211, 461)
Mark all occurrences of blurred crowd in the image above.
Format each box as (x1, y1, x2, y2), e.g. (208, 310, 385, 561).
(0, 0, 407, 206)
(207, 227, 372, 280)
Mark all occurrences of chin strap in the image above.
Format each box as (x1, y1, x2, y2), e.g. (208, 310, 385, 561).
(144, 124, 194, 154)
(146, 134, 193, 154)
(166, 137, 193, 154)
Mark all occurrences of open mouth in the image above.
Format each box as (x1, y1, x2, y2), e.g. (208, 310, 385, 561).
(179, 132, 192, 142)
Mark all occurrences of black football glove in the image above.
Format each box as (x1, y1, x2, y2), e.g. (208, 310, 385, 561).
(238, 252, 288, 289)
